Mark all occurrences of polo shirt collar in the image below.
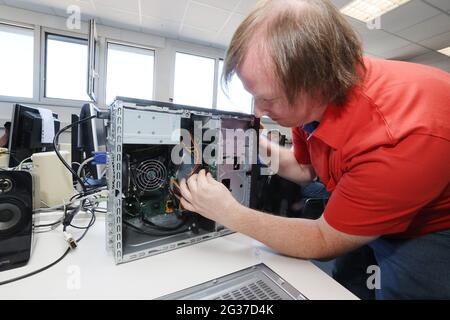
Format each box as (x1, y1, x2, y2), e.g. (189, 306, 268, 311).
(303, 102, 353, 150)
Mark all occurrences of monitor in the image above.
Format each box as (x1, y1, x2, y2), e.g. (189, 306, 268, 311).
(8, 104, 60, 167)
(77, 103, 106, 181)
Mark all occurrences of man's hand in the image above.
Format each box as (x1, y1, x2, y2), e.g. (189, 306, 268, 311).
(179, 169, 241, 224)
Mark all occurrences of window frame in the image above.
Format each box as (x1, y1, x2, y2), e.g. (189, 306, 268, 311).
(104, 39, 157, 105)
(0, 20, 37, 103)
(40, 27, 93, 107)
(216, 58, 254, 114)
(171, 50, 219, 108)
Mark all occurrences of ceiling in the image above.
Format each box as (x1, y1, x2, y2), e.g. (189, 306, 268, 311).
(1, 0, 449, 69)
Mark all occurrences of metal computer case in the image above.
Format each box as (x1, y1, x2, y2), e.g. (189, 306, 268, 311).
(106, 98, 259, 264)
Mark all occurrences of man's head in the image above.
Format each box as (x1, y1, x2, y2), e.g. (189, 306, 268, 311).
(223, 0, 364, 127)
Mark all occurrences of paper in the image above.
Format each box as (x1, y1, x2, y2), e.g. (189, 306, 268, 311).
(38, 108, 55, 144)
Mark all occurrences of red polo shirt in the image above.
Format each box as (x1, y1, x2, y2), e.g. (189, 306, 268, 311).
(292, 57, 450, 238)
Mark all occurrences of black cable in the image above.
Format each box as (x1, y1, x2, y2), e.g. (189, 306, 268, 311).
(0, 248, 71, 286)
(75, 210, 96, 242)
(34, 205, 78, 228)
(142, 217, 187, 231)
(53, 115, 96, 193)
(69, 186, 105, 202)
(124, 219, 189, 237)
(63, 186, 104, 230)
(69, 210, 96, 230)
(35, 219, 63, 228)
(63, 205, 81, 232)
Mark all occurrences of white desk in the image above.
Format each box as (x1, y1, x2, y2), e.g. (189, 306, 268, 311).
(0, 216, 357, 300)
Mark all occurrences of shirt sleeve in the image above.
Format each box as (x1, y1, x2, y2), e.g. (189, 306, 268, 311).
(324, 134, 450, 236)
(292, 127, 311, 165)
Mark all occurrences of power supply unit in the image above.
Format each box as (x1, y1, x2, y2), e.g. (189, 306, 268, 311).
(106, 97, 260, 264)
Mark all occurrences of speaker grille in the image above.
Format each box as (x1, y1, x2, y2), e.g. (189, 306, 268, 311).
(0, 202, 23, 232)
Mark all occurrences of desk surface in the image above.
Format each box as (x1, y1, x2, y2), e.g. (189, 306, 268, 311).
(0, 216, 357, 300)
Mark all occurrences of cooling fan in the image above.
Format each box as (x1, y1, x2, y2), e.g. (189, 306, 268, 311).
(132, 159, 167, 192)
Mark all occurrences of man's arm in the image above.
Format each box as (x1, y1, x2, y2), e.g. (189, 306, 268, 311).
(260, 135, 316, 185)
(223, 204, 377, 260)
(179, 170, 377, 260)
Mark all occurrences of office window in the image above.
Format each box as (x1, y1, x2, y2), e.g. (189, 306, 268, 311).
(173, 52, 215, 108)
(106, 43, 155, 104)
(0, 24, 34, 98)
(217, 60, 253, 114)
(45, 33, 89, 101)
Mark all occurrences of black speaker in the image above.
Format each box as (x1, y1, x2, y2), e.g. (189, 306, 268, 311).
(0, 171, 34, 272)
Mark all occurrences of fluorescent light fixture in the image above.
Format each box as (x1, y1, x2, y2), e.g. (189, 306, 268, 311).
(438, 46, 450, 57)
(341, 0, 411, 22)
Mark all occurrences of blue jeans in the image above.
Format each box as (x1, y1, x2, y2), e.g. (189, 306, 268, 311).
(369, 229, 450, 299)
(301, 181, 330, 199)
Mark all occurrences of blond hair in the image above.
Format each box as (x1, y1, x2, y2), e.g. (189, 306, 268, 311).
(223, 0, 365, 106)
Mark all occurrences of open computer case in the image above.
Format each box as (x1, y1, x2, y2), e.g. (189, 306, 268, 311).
(106, 97, 260, 264)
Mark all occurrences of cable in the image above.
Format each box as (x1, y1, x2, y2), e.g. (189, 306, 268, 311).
(17, 156, 32, 170)
(76, 156, 95, 187)
(35, 220, 63, 228)
(74, 210, 96, 242)
(53, 115, 96, 193)
(124, 219, 189, 237)
(70, 209, 96, 230)
(0, 248, 71, 286)
(34, 189, 106, 213)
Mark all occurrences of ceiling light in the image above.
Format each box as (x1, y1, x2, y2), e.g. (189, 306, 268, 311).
(438, 46, 450, 57)
(340, 0, 411, 22)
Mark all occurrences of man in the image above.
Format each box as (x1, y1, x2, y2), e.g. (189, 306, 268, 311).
(179, 0, 450, 299)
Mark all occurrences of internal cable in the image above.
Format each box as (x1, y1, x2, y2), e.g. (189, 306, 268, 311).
(124, 219, 189, 237)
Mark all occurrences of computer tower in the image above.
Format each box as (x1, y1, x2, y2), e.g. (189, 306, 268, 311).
(106, 98, 260, 264)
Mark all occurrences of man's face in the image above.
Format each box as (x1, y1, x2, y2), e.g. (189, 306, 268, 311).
(237, 43, 324, 128)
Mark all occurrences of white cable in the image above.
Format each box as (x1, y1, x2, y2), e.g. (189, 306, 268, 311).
(17, 156, 32, 170)
(77, 157, 95, 182)
(34, 189, 108, 213)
